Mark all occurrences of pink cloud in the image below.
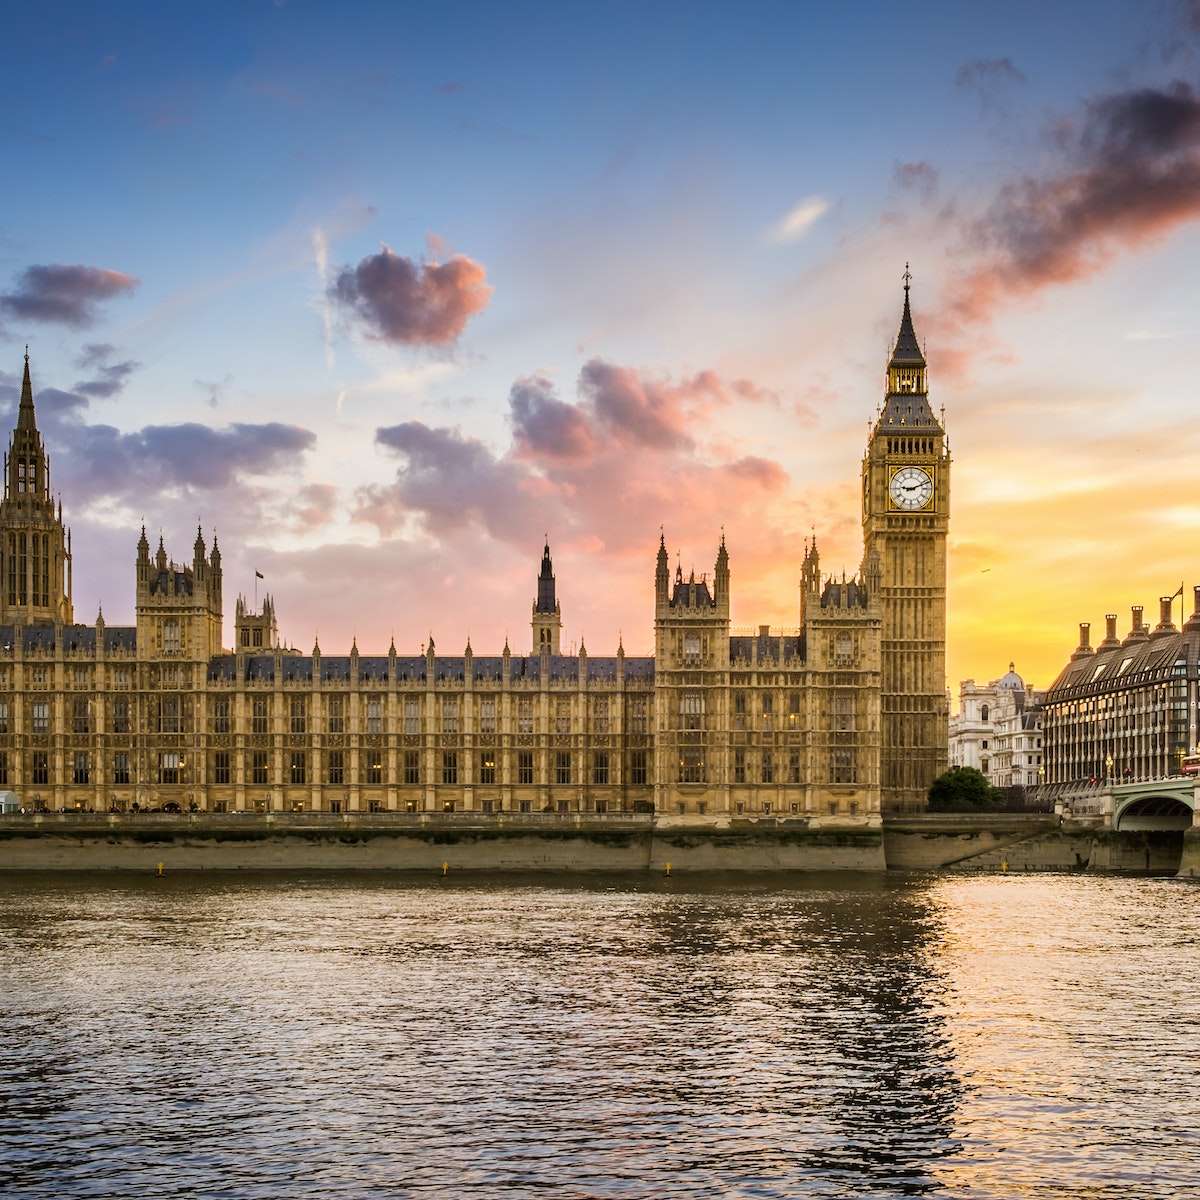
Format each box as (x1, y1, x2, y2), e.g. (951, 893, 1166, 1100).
(362, 360, 793, 574)
(328, 244, 492, 346)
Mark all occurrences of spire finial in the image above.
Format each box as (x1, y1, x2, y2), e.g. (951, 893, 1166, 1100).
(903, 262, 912, 294)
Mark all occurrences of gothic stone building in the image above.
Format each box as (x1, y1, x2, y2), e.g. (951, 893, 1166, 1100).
(0, 286, 948, 817)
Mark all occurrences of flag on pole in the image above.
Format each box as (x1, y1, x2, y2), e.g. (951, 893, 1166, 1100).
(1172, 583, 1184, 599)
(255, 570, 264, 579)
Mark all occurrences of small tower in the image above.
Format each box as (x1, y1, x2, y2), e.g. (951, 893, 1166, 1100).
(531, 540, 562, 655)
(135, 524, 224, 660)
(234, 593, 279, 652)
(0, 352, 73, 625)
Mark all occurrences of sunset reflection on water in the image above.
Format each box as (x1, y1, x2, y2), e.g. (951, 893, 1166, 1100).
(0, 871, 1196, 1198)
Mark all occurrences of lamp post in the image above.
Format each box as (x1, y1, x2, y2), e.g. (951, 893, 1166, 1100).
(1105, 754, 1114, 785)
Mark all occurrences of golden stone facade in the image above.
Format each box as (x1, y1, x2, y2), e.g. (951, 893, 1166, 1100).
(0, 286, 948, 817)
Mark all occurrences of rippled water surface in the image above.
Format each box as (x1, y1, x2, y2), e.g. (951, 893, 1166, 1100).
(1, 871, 1198, 1198)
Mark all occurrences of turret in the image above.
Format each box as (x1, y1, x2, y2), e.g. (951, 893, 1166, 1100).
(800, 538, 821, 623)
(655, 532, 670, 607)
(531, 540, 562, 655)
(714, 532, 729, 611)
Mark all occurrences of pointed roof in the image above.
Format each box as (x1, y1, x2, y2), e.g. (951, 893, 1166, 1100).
(18, 348, 38, 433)
(535, 538, 556, 613)
(889, 268, 925, 368)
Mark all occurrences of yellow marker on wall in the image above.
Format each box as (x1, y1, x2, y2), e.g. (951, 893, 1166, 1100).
(665, 862, 671, 876)
(156, 861, 164, 876)
(442, 861, 448, 876)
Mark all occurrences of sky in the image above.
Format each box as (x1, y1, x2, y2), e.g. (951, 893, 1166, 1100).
(2, 0, 1199, 701)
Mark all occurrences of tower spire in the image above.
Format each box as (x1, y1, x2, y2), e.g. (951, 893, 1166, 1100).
(0, 351, 73, 624)
(18, 347, 37, 433)
(890, 264, 924, 371)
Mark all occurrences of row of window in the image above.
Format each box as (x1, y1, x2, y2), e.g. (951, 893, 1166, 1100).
(0, 694, 654, 736)
(0, 749, 652, 789)
(0, 746, 864, 789)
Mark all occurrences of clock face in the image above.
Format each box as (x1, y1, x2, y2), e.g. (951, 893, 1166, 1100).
(889, 466, 933, 510)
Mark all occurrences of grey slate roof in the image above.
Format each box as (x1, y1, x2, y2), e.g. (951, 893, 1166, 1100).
(1048, 618, 1200, 696)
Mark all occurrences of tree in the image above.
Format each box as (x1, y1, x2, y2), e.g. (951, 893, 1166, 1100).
(927, 767, 1004, 812)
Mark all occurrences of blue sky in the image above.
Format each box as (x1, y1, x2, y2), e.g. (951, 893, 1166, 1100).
(2, 0, 1199, 691)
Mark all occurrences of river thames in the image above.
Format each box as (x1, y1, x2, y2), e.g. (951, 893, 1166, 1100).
(1, 871, 1197, 1198)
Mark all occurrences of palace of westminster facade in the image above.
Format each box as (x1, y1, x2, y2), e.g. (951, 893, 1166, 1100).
(0, 285, 949, 817)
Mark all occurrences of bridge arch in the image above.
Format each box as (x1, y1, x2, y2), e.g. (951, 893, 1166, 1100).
(1113, 787, 1194, 832)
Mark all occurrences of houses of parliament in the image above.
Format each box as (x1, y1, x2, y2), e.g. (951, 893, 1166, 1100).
(0, 284, 948, 818)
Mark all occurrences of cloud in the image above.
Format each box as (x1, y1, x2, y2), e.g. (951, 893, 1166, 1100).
(892, 160, 939, 202)
(578, 359, 696, 451)
(287, 484, 338, 532)
(327, 244, 492, 346)
(73, 343, 140, 398)
(360, 359, 793, 565)
(0, 264, 139, 327)
(194, 373, 233, 407)
(509, 374, 597, 460)
(946, 80, 1200, 326)
(360, 422, 544, 538)
(955, 57, 1026, 109)
(84, 422, 315, 495)
(509, 359, 788, 463)
(766, 196, 831, 244)
(0, 375, 315, 506)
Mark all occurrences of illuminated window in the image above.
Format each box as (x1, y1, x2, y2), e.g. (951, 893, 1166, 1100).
(479, 752, 496, 785)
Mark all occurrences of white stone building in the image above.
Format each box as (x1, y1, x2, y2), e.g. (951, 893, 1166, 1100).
(949, 664, 1044, 790)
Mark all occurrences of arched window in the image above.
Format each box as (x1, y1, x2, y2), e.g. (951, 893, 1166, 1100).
(981, 703, 989, 722)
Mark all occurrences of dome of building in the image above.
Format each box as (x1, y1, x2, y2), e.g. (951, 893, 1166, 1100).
(995, 661, 1024, 691)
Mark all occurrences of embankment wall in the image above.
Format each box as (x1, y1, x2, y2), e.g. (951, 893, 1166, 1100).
(0, 813, 886, 872)
(0, 813, 1192, 875)
(883, 814, 1187, 874)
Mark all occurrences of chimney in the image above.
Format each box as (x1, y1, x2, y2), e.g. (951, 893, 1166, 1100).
(1123, 605, 1148, 642)
(1156, 596, 1176, 633)
(1099, 613, 1119, 647)
(1072, 622, 1094, 659)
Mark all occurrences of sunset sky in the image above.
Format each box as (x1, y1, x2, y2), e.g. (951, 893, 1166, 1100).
(2, 0, 1199, 701)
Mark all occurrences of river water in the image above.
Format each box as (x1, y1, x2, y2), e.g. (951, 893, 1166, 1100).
(0, 871, 1197, 1199)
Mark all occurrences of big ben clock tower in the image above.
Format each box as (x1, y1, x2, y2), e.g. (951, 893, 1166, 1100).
(862, 270, 949, 811)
